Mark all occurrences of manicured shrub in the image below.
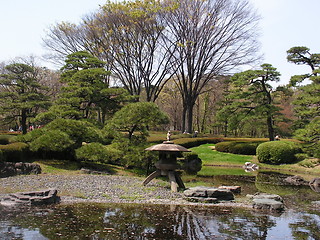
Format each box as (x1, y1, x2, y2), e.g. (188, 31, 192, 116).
(110, 138, 158, 169)
(75, 143, 121, 164)
(29, 130, 75, 152)
(0, 135, 15, 145)
(228, 142, 259, 155)
(256, 141, 302, 164)
(45, 119, 104, 146)
(215, 141, 261, 155)
(215, 142, 235, 152)
(14, 128, 46, 143)
(174, 137, 223, 148)
(0, 142, 29, 162)
(181, 151, 202, 174)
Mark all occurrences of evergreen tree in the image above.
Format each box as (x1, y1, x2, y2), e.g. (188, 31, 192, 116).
(36, 51, 133, 125)
(217, 64, 283, 140)
(0, 63, 50, 134)
(287, 46, 320, 156)
(287, 46, 320, 127)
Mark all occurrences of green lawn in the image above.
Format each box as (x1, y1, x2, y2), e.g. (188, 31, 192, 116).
(190, 143, 254, 166)
(188, 144, 255, 177)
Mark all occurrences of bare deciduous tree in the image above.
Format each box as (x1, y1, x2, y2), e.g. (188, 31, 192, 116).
(163, 0, 260, 133)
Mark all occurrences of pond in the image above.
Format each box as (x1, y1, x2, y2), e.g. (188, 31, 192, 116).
(1, 171, 320, 239)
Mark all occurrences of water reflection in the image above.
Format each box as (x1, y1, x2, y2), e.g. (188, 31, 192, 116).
(1, 203, 320, 239)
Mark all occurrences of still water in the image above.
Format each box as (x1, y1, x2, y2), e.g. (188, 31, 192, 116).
(1, 171, 320, 239)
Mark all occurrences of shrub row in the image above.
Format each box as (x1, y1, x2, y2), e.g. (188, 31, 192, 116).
(174, 137, 223, 148)
(215, 141, 261, 155)
(0, 135, 15, 145)
(256, 141, 302, 164)
(0, 142, 30, 162)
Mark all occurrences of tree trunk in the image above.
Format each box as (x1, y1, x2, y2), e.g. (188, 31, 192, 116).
(181, 105, 187, 133)
(21, 109, 28, 134)
(267, 116, 275, 141)
(186, 103, 193, 134)
(224, 120, 228, 137)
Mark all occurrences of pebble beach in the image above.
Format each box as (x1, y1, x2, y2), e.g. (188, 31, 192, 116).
(0, 174, 186, 205)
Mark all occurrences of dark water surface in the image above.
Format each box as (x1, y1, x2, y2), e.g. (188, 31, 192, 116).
(1, 203, 320, 240)
(1, 171, 320, 239)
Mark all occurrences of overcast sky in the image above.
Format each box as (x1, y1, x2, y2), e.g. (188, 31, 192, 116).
(1, 0, 319, 86)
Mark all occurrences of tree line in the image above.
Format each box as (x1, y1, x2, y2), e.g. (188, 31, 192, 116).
(0, 0, 319, 157)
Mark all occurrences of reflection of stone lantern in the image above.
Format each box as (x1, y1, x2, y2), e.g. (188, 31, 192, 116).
(143, 141, 190, 192)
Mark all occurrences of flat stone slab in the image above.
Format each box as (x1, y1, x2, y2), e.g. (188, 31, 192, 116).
(185, 197, 218, 203)
(184, 186, 234, 201)
(253, 198, 285, 212)
(249, 193, 284, 212)
(218, 186, 241, 194)
(1, 188, 60, 206)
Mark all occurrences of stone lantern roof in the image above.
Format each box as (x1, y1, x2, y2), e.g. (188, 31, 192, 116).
(145, 141, 191, 152)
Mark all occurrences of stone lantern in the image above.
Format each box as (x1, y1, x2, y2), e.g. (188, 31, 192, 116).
(143, 141, 190, 192)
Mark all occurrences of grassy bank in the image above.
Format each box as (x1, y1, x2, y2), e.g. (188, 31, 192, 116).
(190, 143, 320, 178)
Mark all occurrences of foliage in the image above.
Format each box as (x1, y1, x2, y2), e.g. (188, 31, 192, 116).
(294, 117, 320, 158)
(216, 64, 284, 141)
(287, 47, 320, 157)
(0, 142, 29, 162)
(75, 142, 121, 164)
(36, 51, 133, 125)
(110, 137, 158, 169)
(181, 151, 202, 175)
(14, 128, 46, 143)
(287, 47, 320, 123)
(28, 130, 74, 152)
(0, 63, 51, 134)
(164, 0, 260, 133)
(215, 142, 233, 153)
(0, 135, 14, 145)
(44, 118, 105, 146)
(173, 137, 223, 148)
(215, 141, 260, 155)
(107, 102, 169, 140)
(14, 118, 108, 159)
(256, 141, 302, 165)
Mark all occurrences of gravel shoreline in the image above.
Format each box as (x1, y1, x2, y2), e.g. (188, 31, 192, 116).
(0, 174, 189, 205)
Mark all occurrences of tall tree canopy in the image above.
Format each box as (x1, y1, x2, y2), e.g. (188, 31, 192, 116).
(0, 63, 50, 134)
(287, 46, 320, 157)
(217, 64, 282, 141)
(36, 51, 132, 125)
(44, 0, 177, 102)
(163, 0, 260, 133)
(107, 102, 169, 140)
(287, 46, 320, 125)
(43, 0, 260, 133)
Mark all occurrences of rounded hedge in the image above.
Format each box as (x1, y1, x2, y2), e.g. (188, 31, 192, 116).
(215, 141, 259, 155)
(215, 142, 234, 152)
(256, 141, 302, 164)
(29, 130, 75, 152)
(75, 142, 121, 163)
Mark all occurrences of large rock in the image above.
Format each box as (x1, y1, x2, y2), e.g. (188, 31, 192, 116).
(309, 178, 320, 192)
(248, 193, 284, 212)
(184, 186, 234, 202)
(284, 175, 309, 186)
(252, 198, 285, 212)
(1, 189, 60, 206)
(0, 162, 41, 178)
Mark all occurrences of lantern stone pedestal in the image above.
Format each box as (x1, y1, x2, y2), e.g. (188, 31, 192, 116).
(143, 141, 190, 192)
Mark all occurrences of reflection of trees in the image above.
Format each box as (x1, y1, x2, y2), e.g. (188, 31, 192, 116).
(4, 202, 320, 239)
(217, 212, 276, 239)
(290, 212, 320, 240)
